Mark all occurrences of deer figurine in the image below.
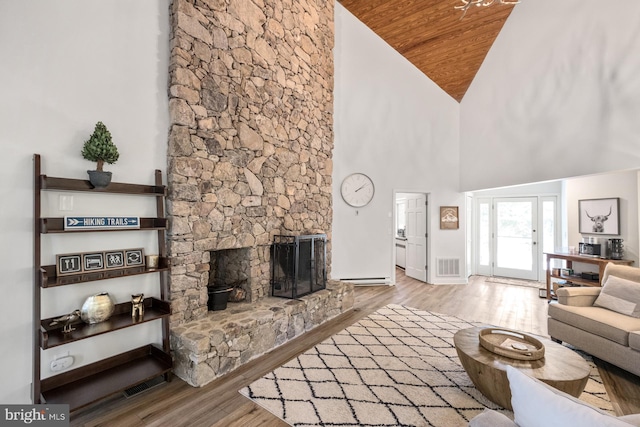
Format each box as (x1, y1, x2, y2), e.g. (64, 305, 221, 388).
(131, 293, 144, 320)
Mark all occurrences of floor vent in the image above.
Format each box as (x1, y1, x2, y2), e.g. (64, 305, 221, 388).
(123, 375, 166, 398)
(437, 258, 460, 277)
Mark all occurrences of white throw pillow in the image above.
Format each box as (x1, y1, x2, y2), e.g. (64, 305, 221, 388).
(506, 366, 631, 427)
(594, 275, 640, 317)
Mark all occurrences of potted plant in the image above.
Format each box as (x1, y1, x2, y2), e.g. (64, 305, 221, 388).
(81, 121, 119, 188)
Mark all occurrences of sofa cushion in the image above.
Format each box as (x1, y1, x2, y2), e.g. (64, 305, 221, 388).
(548, 303, 640, 346)
(629, 332, 640, 352)
(507, 365, 632, 427)
(556, 286, 602, 307)
(595, 275, 640, 318)
(602, 264, 640, 287)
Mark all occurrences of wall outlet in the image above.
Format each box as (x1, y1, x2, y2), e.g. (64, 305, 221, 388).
(50, 354, 74, 372)
(59, 195, 73, 211)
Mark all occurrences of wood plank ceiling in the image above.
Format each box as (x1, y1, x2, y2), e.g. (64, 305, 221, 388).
(337, 0, 515, 102)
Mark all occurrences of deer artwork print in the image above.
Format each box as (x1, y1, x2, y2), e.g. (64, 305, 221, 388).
(586, 205, 612, 233)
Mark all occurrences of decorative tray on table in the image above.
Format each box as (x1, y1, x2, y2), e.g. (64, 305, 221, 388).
(479, 328, 545, 361)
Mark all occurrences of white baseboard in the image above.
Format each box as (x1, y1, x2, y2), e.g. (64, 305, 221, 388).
(338, 277, 392, 286)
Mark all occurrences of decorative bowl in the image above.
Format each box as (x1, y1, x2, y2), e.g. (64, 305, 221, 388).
(81, 292, 115, 324)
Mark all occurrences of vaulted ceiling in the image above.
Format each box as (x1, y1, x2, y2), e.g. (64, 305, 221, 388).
(337, 0, 516, 102)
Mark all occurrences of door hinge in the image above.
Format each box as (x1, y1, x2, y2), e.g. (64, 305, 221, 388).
(425, 233, 428, 238)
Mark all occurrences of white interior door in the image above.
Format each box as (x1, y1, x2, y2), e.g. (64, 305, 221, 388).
(493, 197, 538, 280)
(406, 193, 427, 282)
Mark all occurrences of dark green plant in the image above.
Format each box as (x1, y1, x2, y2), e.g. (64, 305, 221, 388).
(81, 121, 119, 171)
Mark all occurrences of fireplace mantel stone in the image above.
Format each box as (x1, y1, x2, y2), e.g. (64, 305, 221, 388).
(171, 280, 353, 387)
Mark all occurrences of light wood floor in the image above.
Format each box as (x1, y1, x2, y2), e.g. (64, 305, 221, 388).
(70, 270, 640, 426)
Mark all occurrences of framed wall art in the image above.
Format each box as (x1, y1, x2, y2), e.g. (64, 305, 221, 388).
(82, 252, 105, 272)
(56, 254, 82, 276)
(578, 198, 620, 235)
(125, 248, 145, 266)
(55, 247, 148, 276)
(440, 206, 459, 230)
(105, 251, 125, 269)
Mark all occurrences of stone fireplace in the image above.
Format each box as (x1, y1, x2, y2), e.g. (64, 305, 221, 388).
(166, 0, 353, 387)
(167, 0, 336, 325)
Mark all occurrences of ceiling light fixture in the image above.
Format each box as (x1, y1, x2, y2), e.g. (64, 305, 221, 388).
(455, 0, 520, 20)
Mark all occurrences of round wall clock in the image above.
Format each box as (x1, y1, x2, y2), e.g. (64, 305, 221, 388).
(340, 173, 375, 207)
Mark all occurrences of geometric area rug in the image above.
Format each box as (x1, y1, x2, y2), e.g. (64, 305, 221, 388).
(240, 304, 613, 426)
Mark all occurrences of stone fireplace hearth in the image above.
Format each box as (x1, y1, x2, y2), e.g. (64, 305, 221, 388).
(165, 0, 349, 387)
(171, 281, 353, 387)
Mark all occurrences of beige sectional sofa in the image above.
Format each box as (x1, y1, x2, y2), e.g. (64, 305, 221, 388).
(547, 263, 640, 377)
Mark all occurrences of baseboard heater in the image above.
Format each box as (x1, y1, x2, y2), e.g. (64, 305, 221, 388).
(339, 277, 391, 285)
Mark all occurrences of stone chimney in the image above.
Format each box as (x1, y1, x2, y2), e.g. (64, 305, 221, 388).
(166, 0, 334, 325)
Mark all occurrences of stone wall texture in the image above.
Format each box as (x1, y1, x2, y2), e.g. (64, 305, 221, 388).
(171, 281, 353, 386)
(167, 0, 335, 324)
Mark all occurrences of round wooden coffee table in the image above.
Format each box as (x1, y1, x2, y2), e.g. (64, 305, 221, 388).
(454, 327, 590, 410)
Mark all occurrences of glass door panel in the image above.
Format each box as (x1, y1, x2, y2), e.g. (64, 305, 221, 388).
(493, 198, 538, 280)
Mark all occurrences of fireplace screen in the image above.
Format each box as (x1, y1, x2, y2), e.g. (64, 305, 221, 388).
(271, 234, 326, 299)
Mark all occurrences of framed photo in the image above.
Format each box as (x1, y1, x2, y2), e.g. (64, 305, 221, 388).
(125, 248, 145, 267)
(105, 251, 125, 269)
(82, 252, 105, 271)
(578, 198, 620, 235)
(56, 254, 82, 276)
(440, 206, 459, 230)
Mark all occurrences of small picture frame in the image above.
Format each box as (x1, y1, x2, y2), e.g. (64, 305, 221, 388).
(56, 254, 82, 276)
(125, 248, 145, 267)
(105, 251, 125, 269)
(440, 206, 459, 230)
(83, 252, 105, 271)
(578, 198, 620, 235)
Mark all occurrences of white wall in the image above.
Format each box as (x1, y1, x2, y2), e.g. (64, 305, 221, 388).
(333, 4, 465, 285)
(0, 0, 170, 403)
(565, 170, 639, 267)
(460, 0, 640, 191)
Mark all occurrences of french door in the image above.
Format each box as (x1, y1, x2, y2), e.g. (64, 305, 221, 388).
(493, 197, 538, 280)
(476, 197, 549, 281)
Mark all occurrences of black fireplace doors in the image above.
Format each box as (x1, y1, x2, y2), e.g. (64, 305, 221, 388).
(270, 234, 326, 299)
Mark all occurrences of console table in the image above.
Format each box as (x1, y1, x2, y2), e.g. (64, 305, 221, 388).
(544, 252, 634, 300)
